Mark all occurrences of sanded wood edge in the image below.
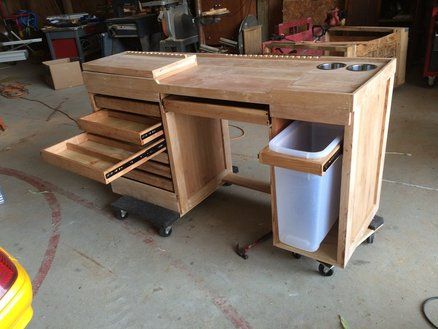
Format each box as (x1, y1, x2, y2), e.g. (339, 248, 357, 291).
(221, 120, 233, 173)
(394, 27, 408, 86)
(153, 55, 198, 80)
(111, 177, 180, 213)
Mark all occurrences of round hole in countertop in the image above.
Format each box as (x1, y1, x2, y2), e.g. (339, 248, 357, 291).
(346, 64, 378, 72)
(316, 62, 347, 70)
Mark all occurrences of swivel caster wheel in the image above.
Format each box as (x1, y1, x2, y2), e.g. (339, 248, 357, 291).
(366, 233, 375, 244)
(115, 209, 128, 220)
(318, 263, 334, 277)
(158, 226, 173, 237)
(292, 252, 301, 259)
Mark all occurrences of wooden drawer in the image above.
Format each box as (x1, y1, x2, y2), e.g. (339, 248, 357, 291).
(163, 95, 270, 125)
(112, 177, 179, 213)
(78, 110, 163, 146)
(137, 160, 172, 179)
(41, 133, 166, 184)
(83, 71, 159, 102)
(94, 95, 161, 117)
(124, 169, 174, 192)
(259, 144, 342, 176)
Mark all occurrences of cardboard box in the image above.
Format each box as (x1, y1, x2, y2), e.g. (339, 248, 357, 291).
(43, 58, 84, 90)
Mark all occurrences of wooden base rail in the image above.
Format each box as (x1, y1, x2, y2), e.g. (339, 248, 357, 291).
(222, 173, 270, 194)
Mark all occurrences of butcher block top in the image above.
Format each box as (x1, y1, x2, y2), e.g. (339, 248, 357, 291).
(83, 51, 396, 107)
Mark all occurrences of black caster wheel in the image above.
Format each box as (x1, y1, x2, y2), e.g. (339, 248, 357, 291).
(115, 209, 128, 220)
(292, 252, 301, 259)
(366, 233, 375, 244)
(158, 226, 173, 237)
(318, 263, 334, 277)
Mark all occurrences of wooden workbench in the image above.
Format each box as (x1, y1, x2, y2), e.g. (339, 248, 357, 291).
(42, 52, 396, 271)
(263, 26, 408, 87)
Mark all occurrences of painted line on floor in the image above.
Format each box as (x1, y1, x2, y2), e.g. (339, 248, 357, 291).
(383, 179, 438, 192)
(0, 167, 252, 329)
(0, 167, 61, 297)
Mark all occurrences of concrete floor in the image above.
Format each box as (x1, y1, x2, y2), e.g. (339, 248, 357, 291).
(0, 62, 437, 329)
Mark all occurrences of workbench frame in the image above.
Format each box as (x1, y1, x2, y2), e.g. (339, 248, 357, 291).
(43, 52, 396, 270)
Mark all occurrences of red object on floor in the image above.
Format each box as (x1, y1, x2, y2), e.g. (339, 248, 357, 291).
(0, 117, 6, 131)
(51, 39, 79, 59)
(423, 6, 438, 80)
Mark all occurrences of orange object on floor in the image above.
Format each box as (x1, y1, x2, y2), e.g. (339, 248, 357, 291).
(0, 117, 6, 131)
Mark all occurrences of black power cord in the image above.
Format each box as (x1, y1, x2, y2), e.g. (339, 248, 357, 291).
(422, 297, 438, 328)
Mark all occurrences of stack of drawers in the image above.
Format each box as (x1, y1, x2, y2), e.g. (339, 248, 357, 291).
(42, 94, 173, 193)
(90, 95, 174, 192)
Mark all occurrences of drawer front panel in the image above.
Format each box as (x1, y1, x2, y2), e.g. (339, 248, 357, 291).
(78, 110, 163, 146)
(112, 177, 179, 213)
(259, 144, 342, 176)
(124, 169, 174, 192)
(94, 95, 161, 117)
(83, 72, 159, 102)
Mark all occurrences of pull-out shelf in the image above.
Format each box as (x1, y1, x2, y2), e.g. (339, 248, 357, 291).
(163, 95, 270, 125)
(41, 133, 166, 184)
(78, 110, 163, 145)
(259, 144, 342, 176)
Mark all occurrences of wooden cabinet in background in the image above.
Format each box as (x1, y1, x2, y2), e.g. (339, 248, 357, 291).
(201, 0, 256, 45)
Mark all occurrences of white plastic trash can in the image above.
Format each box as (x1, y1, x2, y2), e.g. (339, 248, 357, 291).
(270, 121, 343, 252)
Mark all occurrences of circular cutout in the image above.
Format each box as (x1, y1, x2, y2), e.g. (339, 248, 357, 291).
(317, 62, 347, 70)
(346, 64, 377, 72)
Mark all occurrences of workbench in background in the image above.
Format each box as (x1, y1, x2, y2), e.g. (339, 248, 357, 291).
(263, 25, 408, 87)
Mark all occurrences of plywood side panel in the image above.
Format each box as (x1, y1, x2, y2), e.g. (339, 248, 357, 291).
(162, 109, 228, 214)
(339, 74, 394, 264)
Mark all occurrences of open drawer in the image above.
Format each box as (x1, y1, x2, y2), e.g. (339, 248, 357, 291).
(41, 133, 166, 184)
(259, 144, 342, 176)
(78, 110, 163, 145)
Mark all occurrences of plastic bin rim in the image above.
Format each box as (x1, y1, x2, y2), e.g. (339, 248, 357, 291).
(269, 121, 343, 159)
